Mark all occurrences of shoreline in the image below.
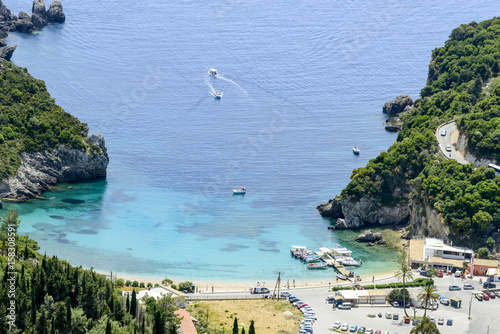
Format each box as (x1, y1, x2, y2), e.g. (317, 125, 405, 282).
(98, 269, 398, 292)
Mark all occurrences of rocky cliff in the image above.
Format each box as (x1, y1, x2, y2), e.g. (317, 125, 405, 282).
(382, 94, 413, 116)
(0, 134, 108, 200)
(408, 198, 448, 240)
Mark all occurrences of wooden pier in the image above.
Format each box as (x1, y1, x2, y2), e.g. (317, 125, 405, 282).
(315, 251, 348, 276)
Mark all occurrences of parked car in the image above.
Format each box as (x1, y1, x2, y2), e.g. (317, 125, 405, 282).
(392, 301, 399, 307)
(297, 303, 309, 309)
(340, 323, 349, 331)
(281, 291, 291, 297)
(449, 284, 461, 291)
(404, 317, 410, 324)
(447, 319, 453, 326)
(430, 317, 435, 323)
(374, 331, 382, 334)
(333, 321, 342, 329)
(463, 284, 474, 290)
(413, 319, 418, 326)
(488, 292, 496, 299)
(365, 329, 374, 334)
(385, 312, 392, 319)
(358, 326, 366, 333)
(440, 297, 450, 305)
(437, 271, 443, 277)
(393, 313, 399, 320)
(441, 129, 446, 136)
(483, 293, 490, 301)
(349, 325, 358, 332)
(438, 318, 444, 325)
(483, 282, 497, 289)
(475, 293, 483, 301)
(495, 291, 500, 298)
(338, 302, 352, 309)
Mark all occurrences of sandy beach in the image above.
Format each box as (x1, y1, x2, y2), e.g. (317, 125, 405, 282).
(98, 269, 398, 292)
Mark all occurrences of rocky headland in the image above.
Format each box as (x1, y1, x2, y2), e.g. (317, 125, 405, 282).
(0, 134, 109, 201)
(383, 94, 413, 132)
(0, 0, 65, 60)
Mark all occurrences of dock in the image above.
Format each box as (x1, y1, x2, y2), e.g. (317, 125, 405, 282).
(315, 251, 348, 276)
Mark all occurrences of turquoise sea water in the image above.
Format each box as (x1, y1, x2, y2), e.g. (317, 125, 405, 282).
(3, 0, 499, 283)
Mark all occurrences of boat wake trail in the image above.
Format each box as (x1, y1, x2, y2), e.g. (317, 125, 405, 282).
(215, 74, 247, 95)
(204, 77, 218, 95)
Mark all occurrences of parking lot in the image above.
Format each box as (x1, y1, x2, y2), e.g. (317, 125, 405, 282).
(290, 271, 500, 333)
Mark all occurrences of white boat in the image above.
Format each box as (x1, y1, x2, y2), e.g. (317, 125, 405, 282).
(213, 90, 223, 99)
(232, 186, 246, 195)
(306, 262, 328, 269)
(209, 68, 217, 75)
(353, 147, 360, 155)
(336, 273, 348, 280)
(339, 258, 362, 267)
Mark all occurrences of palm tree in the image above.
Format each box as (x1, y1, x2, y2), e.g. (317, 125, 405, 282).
(395, 248, 413, 317)
(410, 317, 440, 334)
(417, 284, 438, 318)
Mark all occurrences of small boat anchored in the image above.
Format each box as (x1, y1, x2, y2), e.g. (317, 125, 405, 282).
(232, 186, 246, 195)
(213, 90, 223, 99)
(209, 68, 218, 76)
(306, 261, 328, 269)
(336, 273, 348, 280)
(353, 147, 360, 155)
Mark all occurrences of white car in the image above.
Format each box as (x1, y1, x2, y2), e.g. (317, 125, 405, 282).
(441, 129, 446, 136)
(333, 321, 341, 329)
(340, 323, 349, 331)
(365, 329, 374, 334)
(446, 144, 451, 152)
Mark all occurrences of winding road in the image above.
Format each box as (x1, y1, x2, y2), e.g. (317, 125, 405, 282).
(435, 121, 469, 165)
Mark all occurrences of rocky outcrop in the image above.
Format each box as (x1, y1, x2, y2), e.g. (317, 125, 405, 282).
(319, 193, 411, 229)
(0, 44, 16, 60)
(384, 117, 403, 132)
(0, 134, 109, 201)
(355, 230, 383, 242)
(408, 199, 449, 240)
(46, 0, 65, 22)
(19, 11, 31, 21)
(383, 95, 413, 116)
(456, 132, 497, 168)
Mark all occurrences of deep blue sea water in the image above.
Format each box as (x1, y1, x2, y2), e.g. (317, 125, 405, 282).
(3, 0, 499, 283)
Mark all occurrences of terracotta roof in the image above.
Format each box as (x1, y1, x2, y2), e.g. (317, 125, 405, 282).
(175, 309, 198, 334)
(473, 259, 499, 267)
(428, 256, 464, 267)
(409, 239, 424, 262)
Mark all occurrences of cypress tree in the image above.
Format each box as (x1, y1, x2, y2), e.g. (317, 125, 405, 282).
(130, 290, 137, 318)
(242, 327, 246, 334)
(249, 320, 255, 334)
(233, 317, 239, 334)
(126, 293, 130, 312)
(105, 318, 112, 334)
(66, 298, 72, 331)
(24, 240, 29, 259)
(141, 317, 145, 333)
(31, 288, 37, 326)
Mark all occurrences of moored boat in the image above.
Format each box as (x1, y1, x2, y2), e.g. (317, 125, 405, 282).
(306, 261, 328, 269)
(336, 273, 348, 280)
(209, 68, 218, 75)
(304, 255, 321, 263)
(353, 146, 360, 155)
(232, 186, 246, 195)
(338, 258, 362, 266)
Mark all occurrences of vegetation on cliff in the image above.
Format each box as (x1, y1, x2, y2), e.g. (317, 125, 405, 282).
(0, 210, 181, 333)
(0, 60, 97, 180)
(339, 17, 500, 248)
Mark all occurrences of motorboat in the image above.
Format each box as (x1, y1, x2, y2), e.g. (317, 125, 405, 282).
(353, 147, 360, 155)
(232, 186, 246, 195)
(213, 90, 223, 99)
(336, 273, 348, 280)
(306, 262, 328, 269)
(338, 258, 362, 267)
(209, 68, 217, 75)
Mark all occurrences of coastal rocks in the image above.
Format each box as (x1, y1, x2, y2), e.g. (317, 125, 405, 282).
(0, 44, 16, 61)
(384, 117, 403, 132)
(0, 133, 109, 201)
(317, 196, 344, 219)
(19, 11, 31, 21)
(355, 230, 382, 242)
(46, 0, 65, 22)
(333, 218, 350, 230)
(14, 18, 35, 33)
(382, 95, 413, 116)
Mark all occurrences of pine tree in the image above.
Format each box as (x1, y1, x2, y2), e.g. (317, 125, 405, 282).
(130, 290, 137, 318)
(233, 317, 239, 334)
(249, 320, 255, 334)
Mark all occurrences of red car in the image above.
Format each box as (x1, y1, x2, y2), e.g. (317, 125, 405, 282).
(488, 292, 496, 299)
(483, 293, 490, 300)
(404, 317, 410, 324)
(297, 303, 309, 309)
(438, 271, 443, 277)
(374, 331, 382, 334)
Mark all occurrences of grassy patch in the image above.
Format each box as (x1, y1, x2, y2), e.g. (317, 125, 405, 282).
(189, 299, 302, 334)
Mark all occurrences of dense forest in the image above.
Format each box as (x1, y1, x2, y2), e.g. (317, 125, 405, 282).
(341, 17, 500, 249)
(0, 210, 181, 334)
(0, 60, 97, 180)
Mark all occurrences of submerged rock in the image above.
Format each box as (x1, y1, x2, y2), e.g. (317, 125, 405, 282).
(383, 95, 413, 116)
(46, 0, 65, 22)
(355, 230, 383, 242)
(384, 117, 403, 132)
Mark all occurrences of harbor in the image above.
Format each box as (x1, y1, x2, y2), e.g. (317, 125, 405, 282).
(290, 245, 363, 279)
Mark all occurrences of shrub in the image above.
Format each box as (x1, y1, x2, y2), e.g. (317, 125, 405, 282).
(132, 281, 139, 287)
(115, 278, 125, 287)
(125, 280, 131, 287)
(139, 282, 145, 288)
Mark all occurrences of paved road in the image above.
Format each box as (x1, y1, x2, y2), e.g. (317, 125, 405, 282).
(436, 121, 469, 165)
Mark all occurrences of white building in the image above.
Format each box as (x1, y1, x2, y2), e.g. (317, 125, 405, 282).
(409, 238, 473, 271)
(423, 238, 473, 261)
